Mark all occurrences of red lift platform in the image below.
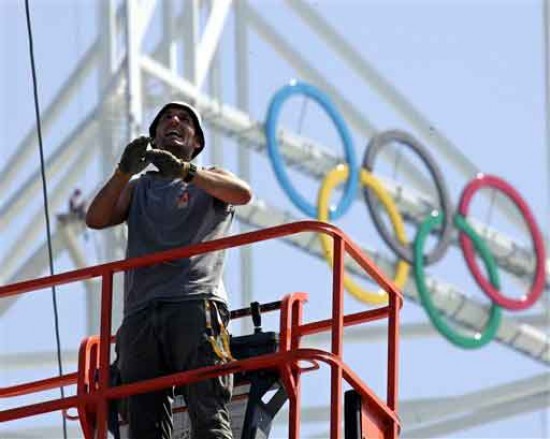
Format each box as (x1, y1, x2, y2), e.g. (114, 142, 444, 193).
(0, 220, 403, 438)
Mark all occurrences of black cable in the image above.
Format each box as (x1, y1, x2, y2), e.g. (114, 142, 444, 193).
(24, 1, 67, 437)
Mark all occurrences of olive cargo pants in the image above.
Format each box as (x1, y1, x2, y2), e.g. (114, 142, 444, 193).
(116, 300, 233, 439)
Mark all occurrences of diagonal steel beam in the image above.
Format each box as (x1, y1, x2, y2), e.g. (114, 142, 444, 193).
(2, 192, 548, 364)
(286, 0, 537, 236)
(0, 109, 99, 232)
(400, 372, 550, 426)
(0, 42, 99, 199)
(287, 0, 479, 178)
(234, 199, 550, 365)
(245, 3, 435, 195)
(0, 1, 128, 198)
(404, 391, 549, 437)
(269, 373, 550, 435)
(139, 59, 550, 290)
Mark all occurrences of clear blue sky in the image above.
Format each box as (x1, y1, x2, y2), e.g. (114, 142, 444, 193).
(1, 0, 548, 438)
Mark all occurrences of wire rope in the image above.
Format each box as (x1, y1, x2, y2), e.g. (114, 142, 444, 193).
(23, 1, 67, 437)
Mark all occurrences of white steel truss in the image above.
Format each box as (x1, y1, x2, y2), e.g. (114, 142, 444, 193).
(1, 1, 548, 437)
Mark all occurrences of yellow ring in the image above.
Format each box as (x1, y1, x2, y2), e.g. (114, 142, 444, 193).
(317, 165, 409, 304)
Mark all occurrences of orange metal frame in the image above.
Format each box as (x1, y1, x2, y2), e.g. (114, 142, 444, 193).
(0, 220, 403, 438)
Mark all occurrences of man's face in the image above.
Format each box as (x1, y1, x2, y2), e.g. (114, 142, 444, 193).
(154, 106, 200, 160)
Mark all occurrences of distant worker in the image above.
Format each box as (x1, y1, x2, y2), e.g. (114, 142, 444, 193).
(86, 101, 252, 438)
(69, 188, 86, 221)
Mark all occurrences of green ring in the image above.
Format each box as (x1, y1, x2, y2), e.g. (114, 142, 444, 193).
(413, 213, 502, 349)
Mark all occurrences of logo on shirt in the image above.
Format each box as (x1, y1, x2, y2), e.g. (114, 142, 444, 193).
(176, 188, 190, 208)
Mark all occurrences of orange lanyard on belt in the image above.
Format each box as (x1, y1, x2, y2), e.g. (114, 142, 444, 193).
(204, 300, 234, 362)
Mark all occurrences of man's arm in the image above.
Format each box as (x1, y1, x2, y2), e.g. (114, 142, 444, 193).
(86, 136, 149, 229)
(145, 149, 252, 205)
(193, 166, 252, 205)
(85, 171, 135, 229)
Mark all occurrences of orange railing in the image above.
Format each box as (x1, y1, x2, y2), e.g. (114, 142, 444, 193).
(0, 220, 403, 438)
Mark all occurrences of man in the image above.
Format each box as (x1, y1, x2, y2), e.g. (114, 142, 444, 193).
(69, 188, 86, 220)
(86, 101, 252, 438)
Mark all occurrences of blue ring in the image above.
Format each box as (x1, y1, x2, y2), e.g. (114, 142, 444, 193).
(265, 81, 358, 220)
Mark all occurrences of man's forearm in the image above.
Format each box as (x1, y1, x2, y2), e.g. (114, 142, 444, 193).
(192, 168, 252, 205)
(85, 169, 131, 229)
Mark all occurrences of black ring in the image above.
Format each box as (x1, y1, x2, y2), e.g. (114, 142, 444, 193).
(362, 129, 454, 265)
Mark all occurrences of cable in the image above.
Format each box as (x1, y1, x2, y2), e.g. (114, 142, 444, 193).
(23, 1, 67, 438)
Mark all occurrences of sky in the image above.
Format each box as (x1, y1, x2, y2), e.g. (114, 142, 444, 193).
(1, 0, 549, 438)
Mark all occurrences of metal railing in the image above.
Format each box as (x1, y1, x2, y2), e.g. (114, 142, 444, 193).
(0, 220, 403, 438)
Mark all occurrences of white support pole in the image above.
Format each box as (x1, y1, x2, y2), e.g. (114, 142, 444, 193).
(207, 0, 224, 166)
(98, 0, 119, 223)
(184, 0, 200, 86)
(98, 0, 123, 331)
(161, 0, 178, 71)
(235, 0, 253, 332)
(126, 0, 143, 138)
(196, 0, 233, 90)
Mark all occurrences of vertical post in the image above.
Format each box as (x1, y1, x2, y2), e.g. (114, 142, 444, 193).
(161, 0, 178, 71)
(183, 0, 199, 87)
(97, 0, 125, 331)
(330, 235, 344, 438)
(290, 298, 305, 439)
(279, 299, 297, 439)
(208, 0, 223, 164)
(97, 0, 118, 207)
(96, 271, 114, 439)
(279, 294, 307, 439)
(284, 369, 299, 439)
(125, 0, 143, 140)
(184, 0, 202, 170)
(387, 294, 400, 414)
(290, 299, 303, 351)
(235, 0, 254, 333)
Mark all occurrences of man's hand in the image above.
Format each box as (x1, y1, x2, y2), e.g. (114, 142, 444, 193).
(145, 149, 187, 179)
(118, 136, 150, 175)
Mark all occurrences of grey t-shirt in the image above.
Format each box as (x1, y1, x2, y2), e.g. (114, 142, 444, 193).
(123, 172, 234, 317)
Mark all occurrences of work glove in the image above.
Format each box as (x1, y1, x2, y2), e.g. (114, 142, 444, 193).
(145, 149, 187, 179)
(118, 136, 150, 175)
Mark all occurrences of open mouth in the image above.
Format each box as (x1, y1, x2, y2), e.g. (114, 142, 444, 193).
(166, 130, 182, 139)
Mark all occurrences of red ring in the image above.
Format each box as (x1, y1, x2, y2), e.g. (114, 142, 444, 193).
(458, 174, 546, 310)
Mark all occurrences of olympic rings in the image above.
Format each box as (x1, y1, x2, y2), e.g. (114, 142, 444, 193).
(458, 174, 546, 310)
(413, 212, 502, 349)
(362, 130, 454, 265)
(317, 165, 410, 304)
(265, 81, 359, 220)
(264, 81, 547, 349)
